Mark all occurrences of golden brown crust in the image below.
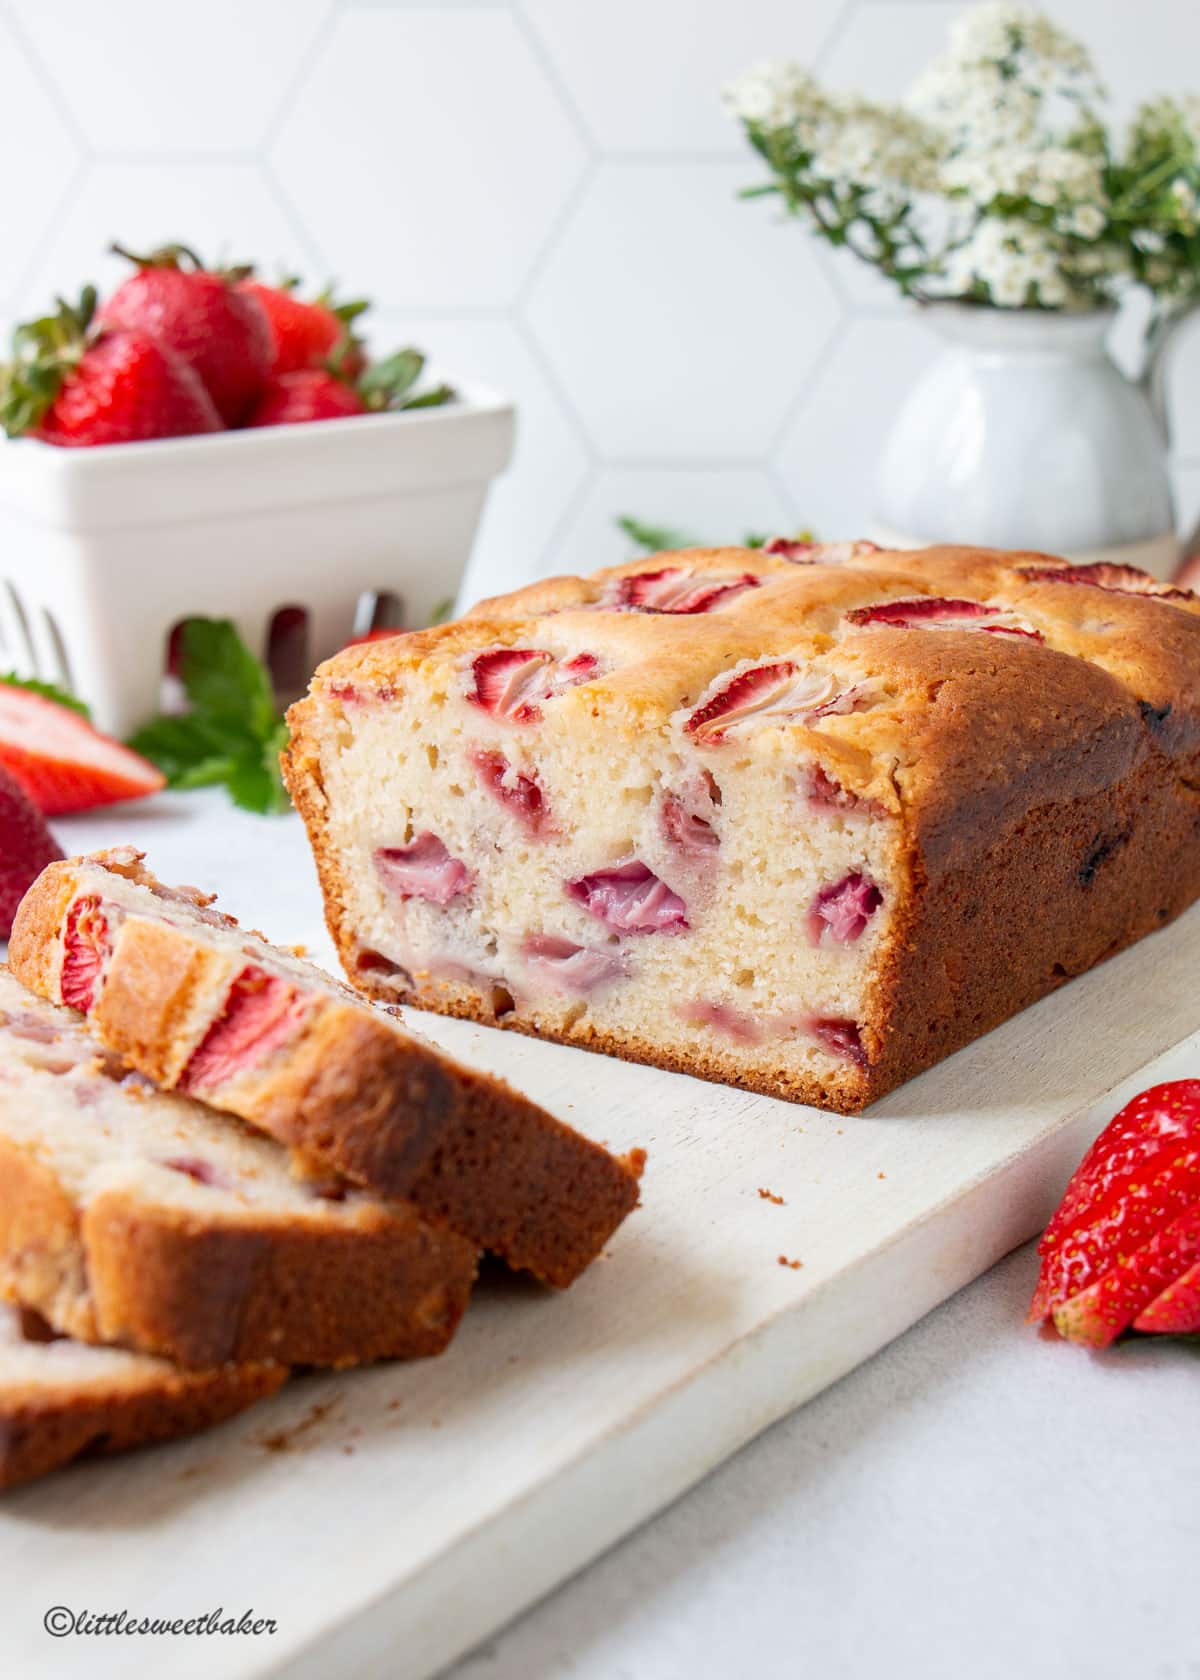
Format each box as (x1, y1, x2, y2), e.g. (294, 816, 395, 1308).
(12, 856, 643, 1288)
(81, 1190, 475, 1368)
(0, 1357, 285, 1491)
(284, 541, 1200, 1115)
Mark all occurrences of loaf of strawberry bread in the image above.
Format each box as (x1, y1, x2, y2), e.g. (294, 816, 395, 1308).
(0, 969, 476, 1366)
(9, 850, 643, 1286)
(283, 542, 1200, 1114)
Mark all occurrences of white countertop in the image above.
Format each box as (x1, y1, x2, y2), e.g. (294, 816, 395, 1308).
(446, 1241, 1199, 1680)
(49, 793, 1200, 1680)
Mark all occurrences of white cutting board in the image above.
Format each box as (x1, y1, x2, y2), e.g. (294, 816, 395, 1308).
(5, 792, 1200, 1680)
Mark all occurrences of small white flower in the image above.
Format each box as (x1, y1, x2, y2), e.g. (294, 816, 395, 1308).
(1061, 203, 1106, 239)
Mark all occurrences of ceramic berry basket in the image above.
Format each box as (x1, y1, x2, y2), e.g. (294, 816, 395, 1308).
(0, 384, 514, 736)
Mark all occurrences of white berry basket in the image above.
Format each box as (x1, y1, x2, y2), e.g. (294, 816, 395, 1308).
(0, 383, 515, 736)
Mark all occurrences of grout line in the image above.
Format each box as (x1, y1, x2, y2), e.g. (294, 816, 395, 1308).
(511, 2, 599, 160)
(1, 0, 93, 155)
(763, 317, 850, 459)
(511, 315, 598, 469)
(512, 154, 596, 316)
(5, 157, 92, 310)
(535, 462, 598, 574)
(259, 0, 344, 156)
(256, 155, 336, 282)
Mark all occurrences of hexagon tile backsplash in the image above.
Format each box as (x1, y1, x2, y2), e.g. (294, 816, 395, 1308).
(4, 0, 1199, 605)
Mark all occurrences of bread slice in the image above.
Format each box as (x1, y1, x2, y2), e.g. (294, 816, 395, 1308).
(0, 1303, 284, 1491)
(9, 851, 644, 1288)
(0, 968, 476, 1367)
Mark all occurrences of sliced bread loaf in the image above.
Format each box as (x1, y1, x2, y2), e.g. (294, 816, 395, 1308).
(9, 850, 644, 1288)
(0, 969, 477, 1367)
(0, 1303, 284, 1490)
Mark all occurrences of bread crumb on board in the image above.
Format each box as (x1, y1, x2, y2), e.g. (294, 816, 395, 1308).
(777, 1255, 804, 1270)
(758, 1187, 786, 1205)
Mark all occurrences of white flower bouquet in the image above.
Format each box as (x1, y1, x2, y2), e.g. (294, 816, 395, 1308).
(726, 3, 1200, 315)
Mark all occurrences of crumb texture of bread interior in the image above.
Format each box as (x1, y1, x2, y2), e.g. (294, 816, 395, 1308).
(284, 544, 1200, 1111)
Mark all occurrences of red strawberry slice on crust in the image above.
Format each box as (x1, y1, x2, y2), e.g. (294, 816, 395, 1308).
(522, 934, 627, 995)
(686, 663, 862, 744)
(565, 860, 688, 934)
(809, 873, 882, 946)
(467, 648, 599, 723)
(614, 568, 760, 614)
(0, 684, 165, 815)
(1018, 562, 1193, 601)
(764, 538, 879, 563)
(845, 597, 1044, 640)
(471, 749, 554, 836)
(59, 894, 109, 1011)
(375, 833, 474, 906)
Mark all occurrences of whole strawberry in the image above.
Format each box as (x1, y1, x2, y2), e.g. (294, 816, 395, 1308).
(245, 350, 455, 429)
(100, 243, 272, 425)
(0, 288, 223, 447)
(1029, 1080, 1200, 1345)
(238, 279, 367, 380)
(0, 764, 62, 938)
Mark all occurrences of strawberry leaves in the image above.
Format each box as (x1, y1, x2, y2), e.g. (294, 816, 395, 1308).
(129, 619, 290, 815)
(357, 347, 455, 413)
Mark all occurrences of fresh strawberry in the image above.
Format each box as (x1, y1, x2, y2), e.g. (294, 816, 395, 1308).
(244, 368, 366, 427)
(614, 568, 760, 614)
(100, 243, 272, 426)
(1030, 1080, 1200, 1346)
(0, 766, 62, 938)
(1018, 562, 1193, 601)
(0, 681, 165, 815)
(0, 288, 222, 447)
(238, 279, 367, 379)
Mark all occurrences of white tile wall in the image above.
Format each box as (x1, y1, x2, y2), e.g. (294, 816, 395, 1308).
(2, 0, 1197, 604)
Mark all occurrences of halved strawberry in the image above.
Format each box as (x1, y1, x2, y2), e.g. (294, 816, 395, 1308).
(0, 684, 164, 815)
(845, 597, 1044, 640)
(467, 648, 599, 724)
(686, 663, 863, 744)
(1030, 1080, 1200, 1345)
(1018, 562, 1193, 601)
(564, 860, 688, 934)
(60, 894, 109, 1010)
(614, 568, 760, 614)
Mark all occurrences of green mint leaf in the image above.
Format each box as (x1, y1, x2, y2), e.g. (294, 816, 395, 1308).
(0, 672, 90, 718)
(616, 514, 698, 553)
(128, 619, 291, 815)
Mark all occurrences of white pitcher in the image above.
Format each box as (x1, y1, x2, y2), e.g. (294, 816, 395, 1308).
(870, 302, 1192, 579)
